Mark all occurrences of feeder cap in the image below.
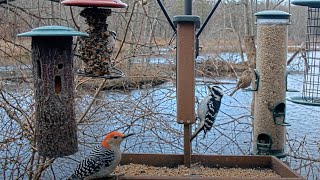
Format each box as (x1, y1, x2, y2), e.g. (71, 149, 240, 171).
(172, 15, 201, 28)
(255, 10, 291, 24)
(17, 26, 88, 37)
(61, 0, 127, 8)
(292, 0, 320, 8)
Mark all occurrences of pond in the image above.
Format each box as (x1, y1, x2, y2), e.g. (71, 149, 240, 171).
(0, 54, 318, 179)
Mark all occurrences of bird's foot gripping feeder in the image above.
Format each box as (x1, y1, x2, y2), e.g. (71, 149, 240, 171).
(17, 26, 88, 157)
(62, 0, 127, 79)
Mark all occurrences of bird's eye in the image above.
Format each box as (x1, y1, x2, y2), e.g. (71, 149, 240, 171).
(113, 136, 118, 139)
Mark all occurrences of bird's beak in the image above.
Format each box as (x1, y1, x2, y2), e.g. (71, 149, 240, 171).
(122, 133, 135, 139)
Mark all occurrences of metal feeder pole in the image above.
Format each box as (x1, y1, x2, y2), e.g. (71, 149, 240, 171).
(173, 16, 200, 168)
(18, 26, 88, 157)
(184, 0, 192, 15)
(253, 11, 290, 158)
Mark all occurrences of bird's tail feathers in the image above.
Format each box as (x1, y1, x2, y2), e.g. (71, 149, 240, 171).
(229, 87, 239, 96)
(67, 174, 81, 180)
(190, 119, 205, 142)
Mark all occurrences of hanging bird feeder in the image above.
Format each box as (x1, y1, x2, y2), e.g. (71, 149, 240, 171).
(61, 0, 127, 78)
(288, 0, 320, 106)
(17, 26, 88, 157)
(253, 10, 291, 158)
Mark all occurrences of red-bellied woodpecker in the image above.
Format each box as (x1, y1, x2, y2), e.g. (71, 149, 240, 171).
(191, 86, 224, 141)
(68, 132, 134, 180)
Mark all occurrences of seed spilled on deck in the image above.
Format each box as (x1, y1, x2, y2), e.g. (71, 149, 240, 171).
(115, 163, 280, 177)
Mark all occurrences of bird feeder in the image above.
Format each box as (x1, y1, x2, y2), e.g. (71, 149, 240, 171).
(173, 15, 200, 167)
(253, 10, 290, 158)
(17, 26, 88, 157)
(61, 0, 126, 78)
(288, 0, 320, 106)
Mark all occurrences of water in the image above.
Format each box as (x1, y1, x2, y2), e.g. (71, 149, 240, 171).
(50, 73, 319, 179)
(0, 53, 319, 179)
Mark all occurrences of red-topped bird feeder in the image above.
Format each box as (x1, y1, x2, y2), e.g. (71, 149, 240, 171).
(61, 0, 127, 78)
(62, 0, 127, 8)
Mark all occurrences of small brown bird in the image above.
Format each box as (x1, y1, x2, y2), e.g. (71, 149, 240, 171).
(230, 69, 252, 96)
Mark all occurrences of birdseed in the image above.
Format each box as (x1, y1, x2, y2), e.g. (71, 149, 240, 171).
(115, 163, 280, 178)
(78, 8, 115, 76)
(254, 24, 288, 154)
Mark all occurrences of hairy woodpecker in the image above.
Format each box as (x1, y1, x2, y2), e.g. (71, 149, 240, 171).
(191, 86, 224, 141)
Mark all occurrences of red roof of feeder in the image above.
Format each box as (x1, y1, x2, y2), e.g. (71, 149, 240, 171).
(61, 0, 127, 8)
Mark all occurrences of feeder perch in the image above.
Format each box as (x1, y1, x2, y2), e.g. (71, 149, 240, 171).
(272, 102, 290, 126)
(61, 0, 127, 78)
(287, 0, 320, 106)
(17, 26, 88, 157)
(253, 10, 290, 158)
(286, 71, 299, 92)
(257, 133, 272, 155)
(244, 69, 260, 91)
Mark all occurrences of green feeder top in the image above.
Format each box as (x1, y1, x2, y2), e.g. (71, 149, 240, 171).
(17, 26, 88, 37)
(255, 10, 291, 25)
(292, 0, 320, 8)
(172, 15, 201, 28)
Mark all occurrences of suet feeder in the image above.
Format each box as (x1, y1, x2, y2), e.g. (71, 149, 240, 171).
(253, 10, 290, 158)
(61, 0, 127, 78)
(17, 26, 88, 157)
(288, 0, 320, 106)
(173, 15, 200, 167)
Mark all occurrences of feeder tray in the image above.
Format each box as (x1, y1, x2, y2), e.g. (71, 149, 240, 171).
(116, 154, 303, 179)
(61, 0, 127, 8)
(292, 0, 320, 7)
(287, 96, 320, 106)
(75, 67, 124, 79)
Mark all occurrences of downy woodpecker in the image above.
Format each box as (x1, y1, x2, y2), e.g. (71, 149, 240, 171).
(191, 86, 224, 141)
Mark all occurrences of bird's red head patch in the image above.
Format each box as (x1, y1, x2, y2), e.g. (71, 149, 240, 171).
(101, 131, 125, 149)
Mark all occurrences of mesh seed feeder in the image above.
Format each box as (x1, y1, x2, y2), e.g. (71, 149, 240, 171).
(288, 0, 320, 106)
(17, 26, 88, 157)
(61, 0, 127, 78)
(253, 10, 290, 158)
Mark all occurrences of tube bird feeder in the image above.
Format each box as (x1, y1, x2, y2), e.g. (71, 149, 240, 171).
(18, 26, 88, 157)
(173, 15, 200, 167)
(253, 11, 290, 158)
(61, 0, 127, 78)
(288, 0, 320, 106)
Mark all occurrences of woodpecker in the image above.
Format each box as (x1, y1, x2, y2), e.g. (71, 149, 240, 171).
(107, 30, 116, 53)
(68, 132, 134, 180)
(229, 68, 252, 96)
(191, 86, 224, 141)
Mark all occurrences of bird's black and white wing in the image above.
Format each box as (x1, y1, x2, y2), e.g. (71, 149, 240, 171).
(191, 86, 223, 141)
(69, 146, 115, 179)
